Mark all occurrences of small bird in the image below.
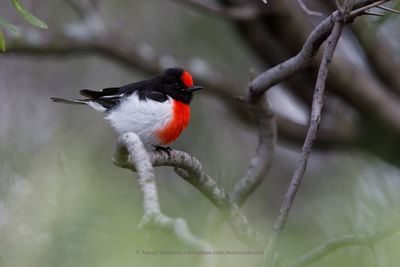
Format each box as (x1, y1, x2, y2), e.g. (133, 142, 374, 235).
(51, 68, 202, 149)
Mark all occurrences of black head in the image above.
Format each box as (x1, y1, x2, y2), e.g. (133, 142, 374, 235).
(161, 68, 202, 104)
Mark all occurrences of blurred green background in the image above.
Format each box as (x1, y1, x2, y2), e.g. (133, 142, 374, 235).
(1, 1, 400, 267)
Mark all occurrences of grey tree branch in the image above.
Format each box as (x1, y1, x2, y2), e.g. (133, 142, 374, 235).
(113, 139, 266, 248)
(262, 15, 346, 267)
(377, 4, 400, 14)
(312, 1, 400, 138)
(169, 0, 268, 20)
(297, 0, 323, 16)
(289, 220, 400, 267)
(116, 133, 211, 252)
(214, 0, 400, 163)
(204, 85, 276, 241)
(230, 92, 276, 206)
(248, 11, 339, 97)
(244, 0, 400, 143)
(246, 0, 379, 97)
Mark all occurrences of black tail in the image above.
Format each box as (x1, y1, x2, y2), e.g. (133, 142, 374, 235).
(50, 97, 87, 105)
(51, 87, 121, 111)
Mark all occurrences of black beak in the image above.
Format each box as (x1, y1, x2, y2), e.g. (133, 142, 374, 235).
(187, 86, 203, 93)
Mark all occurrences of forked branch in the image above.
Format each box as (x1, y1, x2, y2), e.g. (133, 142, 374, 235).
(114, 133, 210, 250)
(262, 11, 346, 267)
(113, 134, 266, 248)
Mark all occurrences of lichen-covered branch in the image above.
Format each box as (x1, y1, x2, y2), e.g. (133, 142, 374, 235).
(113, 138, 266, 247)
(116, 133, 210, 251)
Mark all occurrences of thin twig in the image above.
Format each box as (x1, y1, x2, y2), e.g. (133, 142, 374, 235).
(335, 0, 342, 10)
(289, 220, 400, 267)
(297, 0, 323, 17)
(169, 0, 265, 20)
(377, 4, 400, 14)
(349, 0, 390, 17)
(262, 17, 346, 267)
(363, 10, 385, 16)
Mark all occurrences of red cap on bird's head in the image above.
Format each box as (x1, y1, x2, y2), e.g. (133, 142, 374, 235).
(163, 67, 202, 96)
(181, 70, 193, 88)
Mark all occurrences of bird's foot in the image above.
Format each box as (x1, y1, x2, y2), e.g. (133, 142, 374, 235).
(154, 146, 172, 156)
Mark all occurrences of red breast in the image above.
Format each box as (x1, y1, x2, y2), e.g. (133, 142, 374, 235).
(156, 100, 191, 145)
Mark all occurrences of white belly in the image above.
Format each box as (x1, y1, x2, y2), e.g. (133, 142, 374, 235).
(105, 93, 173, 146)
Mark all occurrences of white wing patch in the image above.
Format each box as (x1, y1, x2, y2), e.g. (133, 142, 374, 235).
(99, 94, 124, 99)
(105, 93, 173, 146)
(87, 101, 107, 112)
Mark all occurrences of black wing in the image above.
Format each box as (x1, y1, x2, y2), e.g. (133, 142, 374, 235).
(80, 87, 120, 99)
(79, 75, 168, 111)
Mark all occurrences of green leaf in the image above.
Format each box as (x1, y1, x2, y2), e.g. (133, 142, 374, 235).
(11, 0, 48, 29)
(0, 16, 20, 35)
(0, 29, 5, 52)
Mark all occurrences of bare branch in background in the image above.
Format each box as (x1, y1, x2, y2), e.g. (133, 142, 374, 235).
(248, 11, 339, 96)
(204, 87, 276, 237)
(115, 133, 211, 252)
(335, 0, 342, 9)
(297, 0, 323, 17)
(230, 93, 276, 205)
(169, 0, 268, 20)
(289, 220, 400, 267)
(262, 14, 346, 267)
(376, 4, 400, 14)
(247, 0, 382, 98)
(351, 23, 400, 96)
(215, 0, 400, 166)
(113, 139, 266, 248)
(350, 0, 389, 16)
(362, 10, 385, 16)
